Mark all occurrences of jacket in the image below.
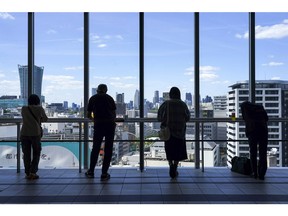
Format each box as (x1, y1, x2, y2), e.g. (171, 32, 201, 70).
(157, 99, 190, 139)
(21, 105, 48, 136)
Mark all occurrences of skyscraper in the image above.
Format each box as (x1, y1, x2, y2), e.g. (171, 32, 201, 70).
(153, 90, 159, 105)
(116, 93, 125, 104)
(116, 92, 126, 115)
(18, 65, 44, 101)
(162, 92, 169, 101)
(134, 89, 140, 110)
(185, 92, 192, 107)
(227, 80, 288, 167)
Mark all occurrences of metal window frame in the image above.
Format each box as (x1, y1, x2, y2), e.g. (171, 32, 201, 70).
(26, 12, 256, 172)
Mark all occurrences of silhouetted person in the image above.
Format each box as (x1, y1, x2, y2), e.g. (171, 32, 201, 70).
(85, 84, 116, 181)
(240, 101, 268, 180)
(157, 87, 190, 179)
(21, 94, 48, 180)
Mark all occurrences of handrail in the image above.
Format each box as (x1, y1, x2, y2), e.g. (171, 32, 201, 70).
(0, 117, 286, 173)
(0, 117, 287, 124)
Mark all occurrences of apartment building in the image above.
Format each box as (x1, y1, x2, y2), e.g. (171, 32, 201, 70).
(227, 80, 288, 167)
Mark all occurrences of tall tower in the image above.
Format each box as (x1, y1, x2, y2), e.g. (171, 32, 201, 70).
(162, 92, 169, 101)
(134, 89, 140, 110)
(18, 65, 44, 101)
(153, 90, 159, 105)
(185, 92, 192, 106)
(116, 93, 125, 104)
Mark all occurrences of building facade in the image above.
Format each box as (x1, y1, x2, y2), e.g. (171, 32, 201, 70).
(227, 80, 288, 167)
(18, 65, 44, 102)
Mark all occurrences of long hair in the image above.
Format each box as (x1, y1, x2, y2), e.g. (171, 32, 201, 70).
(169, 87, 181, 100)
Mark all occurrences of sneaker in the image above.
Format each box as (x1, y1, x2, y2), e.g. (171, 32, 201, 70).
(25, 173, 31, 179)
(85, 170, 94, 178)
(100, 173, 110, 181)
(29, 173, 39, 180)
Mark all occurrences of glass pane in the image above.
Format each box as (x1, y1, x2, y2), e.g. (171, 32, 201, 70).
(0, 12, 27, 115)
(255, 13, 288, 167)
(200, 13, 249, 167)
(144, 12, 194, 168)
(35, 12, 83, 112)
(89, 13, 139, 168)
(0, 13, 27, 168)
(34, 12, 83, 169)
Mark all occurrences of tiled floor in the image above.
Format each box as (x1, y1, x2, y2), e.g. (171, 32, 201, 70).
(1, 167, 288, 204)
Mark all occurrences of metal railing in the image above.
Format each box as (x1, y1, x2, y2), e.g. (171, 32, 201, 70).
(0, 117, 286, 173)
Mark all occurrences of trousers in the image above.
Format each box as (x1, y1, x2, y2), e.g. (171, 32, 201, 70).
(89, 122, 116, 174)
(248, 130, 268, 178)
(21, 136, 42, 175)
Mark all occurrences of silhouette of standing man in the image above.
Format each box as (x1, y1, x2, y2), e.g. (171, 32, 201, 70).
(240, 101, 269, 180)
(85, 84, 116, 181)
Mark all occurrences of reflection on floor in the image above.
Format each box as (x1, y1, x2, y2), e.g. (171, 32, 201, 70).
(1, 167, 288, 204)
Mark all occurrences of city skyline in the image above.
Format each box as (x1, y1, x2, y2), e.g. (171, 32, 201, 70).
(1, 11, 288, 104)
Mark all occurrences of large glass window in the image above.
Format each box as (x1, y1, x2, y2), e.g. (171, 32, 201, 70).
(2, 12, 288, 169)
(0, 12, 27, 112)
(90, 13, 139, 168)
(34, 13, 83, 168)
(256, 13, 288, 167)
(0, 13, 27, 168)
(35, 13, 83, 112)
(144, 12, 194, 167)
(200, 13, 249, 167)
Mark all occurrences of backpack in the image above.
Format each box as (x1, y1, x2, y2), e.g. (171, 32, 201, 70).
(231, 156, 252, 175)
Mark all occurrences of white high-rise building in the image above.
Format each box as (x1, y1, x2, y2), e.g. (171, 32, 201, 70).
(227, 80, 288, 167)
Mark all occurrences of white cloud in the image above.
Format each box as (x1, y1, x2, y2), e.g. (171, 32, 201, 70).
(110, 82, 137, 89)
(262, 62, 284, 66)
(235, 33, 243, 39)
(98, 44, 107, 48)
(122, 76, 136, 80)
(201, 73, 218, 81)
(110, 77, 121, 81)
(94, 76, 138, 90)
(90, 33, 124, 48)
(237, 19, 288, 39)
(46, 29, 57, 34)
(0, 13, 15, 20)
(43, 75, 83, 95)
(0, 80, 20, 95)
(63, 66, 83, 71)
(115, 35, 124, 40)
(271, 77, 281, 80)
(0, 73, 5, 78)
(184, 65, 219, 81)
(110, 76, 136, 81)
(93, 76, 108, 80)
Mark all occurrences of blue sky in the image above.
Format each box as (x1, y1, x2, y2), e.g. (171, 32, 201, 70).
(1, 11, 288, 105)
